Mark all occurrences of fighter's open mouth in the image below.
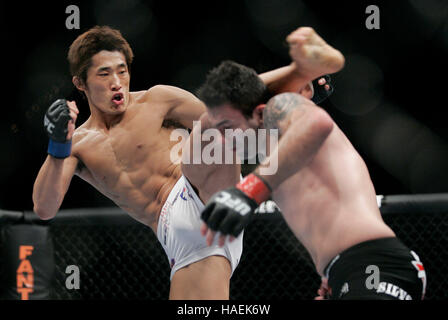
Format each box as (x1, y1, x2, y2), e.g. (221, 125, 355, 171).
(112, 93, 124, 105)
(112, 93, 123, 101)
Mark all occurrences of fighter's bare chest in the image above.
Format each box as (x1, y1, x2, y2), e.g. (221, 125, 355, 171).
(76, 125, 169, 186)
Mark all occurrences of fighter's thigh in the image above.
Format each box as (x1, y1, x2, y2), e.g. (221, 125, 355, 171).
(169, 255, 231, 300)
(182, 163, 240, 203)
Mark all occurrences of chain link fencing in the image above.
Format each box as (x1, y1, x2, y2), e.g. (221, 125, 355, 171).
(1, 194, 447, 300)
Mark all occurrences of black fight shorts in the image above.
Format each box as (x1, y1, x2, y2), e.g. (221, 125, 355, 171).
(323, 237, 426, 300)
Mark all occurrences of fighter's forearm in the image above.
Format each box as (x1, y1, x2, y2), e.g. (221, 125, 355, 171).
(258, 62, 311, 95)
(32, 156, 71, 219)
(255, 107, 333, 191)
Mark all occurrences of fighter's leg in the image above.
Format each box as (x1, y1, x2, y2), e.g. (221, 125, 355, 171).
(170, 116, 240, 299)
(266, 28, 342, 100)
(181, 113, 241, 203)
(287, 27, 345, 81)
(169, 255, 231, 300)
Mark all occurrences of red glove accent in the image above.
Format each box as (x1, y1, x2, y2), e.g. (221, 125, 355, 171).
(236, 173, 272, 205)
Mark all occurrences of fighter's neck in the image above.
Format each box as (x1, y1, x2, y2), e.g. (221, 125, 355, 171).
(87, 93, 134, 130)
(88, 105, 126, 131)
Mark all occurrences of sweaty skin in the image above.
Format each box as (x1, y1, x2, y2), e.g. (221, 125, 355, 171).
(72, 86, 243, 300)
(33, 40, 315, 299)
(265, 106, 395, 275)
(204, 89, 395, 279)
(200, 27, 395, 276)
(71, 87, 197, 230)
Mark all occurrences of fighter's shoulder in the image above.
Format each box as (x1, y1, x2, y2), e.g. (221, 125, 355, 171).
(263, 92, 314, 130)
(71, 122, 102, 153)
(72, 125, 87, 145)
(137, 85, 191, 104)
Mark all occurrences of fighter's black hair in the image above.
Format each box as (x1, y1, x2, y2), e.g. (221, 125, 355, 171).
(197, 60, 271, 117)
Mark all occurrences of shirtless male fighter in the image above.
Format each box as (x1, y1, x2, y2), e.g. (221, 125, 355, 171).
(199, 28, 427, 300)
(32, 26, 331, 299)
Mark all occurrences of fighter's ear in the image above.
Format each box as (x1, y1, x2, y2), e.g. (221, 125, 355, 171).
(72, 76, 86, 92)
(253, 104, 265, 115)
(252, 104, 266, 125)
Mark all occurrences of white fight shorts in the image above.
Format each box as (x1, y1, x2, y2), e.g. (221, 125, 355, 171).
(157, 175, 244, 280)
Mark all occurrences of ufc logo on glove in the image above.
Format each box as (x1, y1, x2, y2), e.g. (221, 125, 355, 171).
(215, 192, 251, 216)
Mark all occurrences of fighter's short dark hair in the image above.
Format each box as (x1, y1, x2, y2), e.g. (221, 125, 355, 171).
(197, 60, 270, 117)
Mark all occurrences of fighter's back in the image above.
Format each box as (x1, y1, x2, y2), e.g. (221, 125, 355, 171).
(273, 122, 395, 275)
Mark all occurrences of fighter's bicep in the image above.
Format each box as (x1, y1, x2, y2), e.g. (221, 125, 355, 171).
(150, 85, 206, 129)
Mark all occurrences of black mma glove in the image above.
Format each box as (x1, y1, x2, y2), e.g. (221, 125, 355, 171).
(311, 75, 334, 104)
(201, 173, 272, 237)
(44, 99, 72, 158)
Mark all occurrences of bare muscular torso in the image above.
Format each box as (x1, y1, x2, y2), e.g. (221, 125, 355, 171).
(272, 123, 395, 275)
(70, 88, 240, 234)
(71, 90, 182, 232)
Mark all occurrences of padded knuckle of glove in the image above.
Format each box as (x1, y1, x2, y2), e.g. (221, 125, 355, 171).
(44, 99, 70, 142)
(207, 207, 227, 231)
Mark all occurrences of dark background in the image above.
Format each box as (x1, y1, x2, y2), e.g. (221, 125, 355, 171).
(1, 0, 448, 211)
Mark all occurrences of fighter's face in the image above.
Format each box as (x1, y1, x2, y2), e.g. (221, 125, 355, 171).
(82, 50, 130, 115)
(207, 104, 262, 160)
(208, 104, 256, 133)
